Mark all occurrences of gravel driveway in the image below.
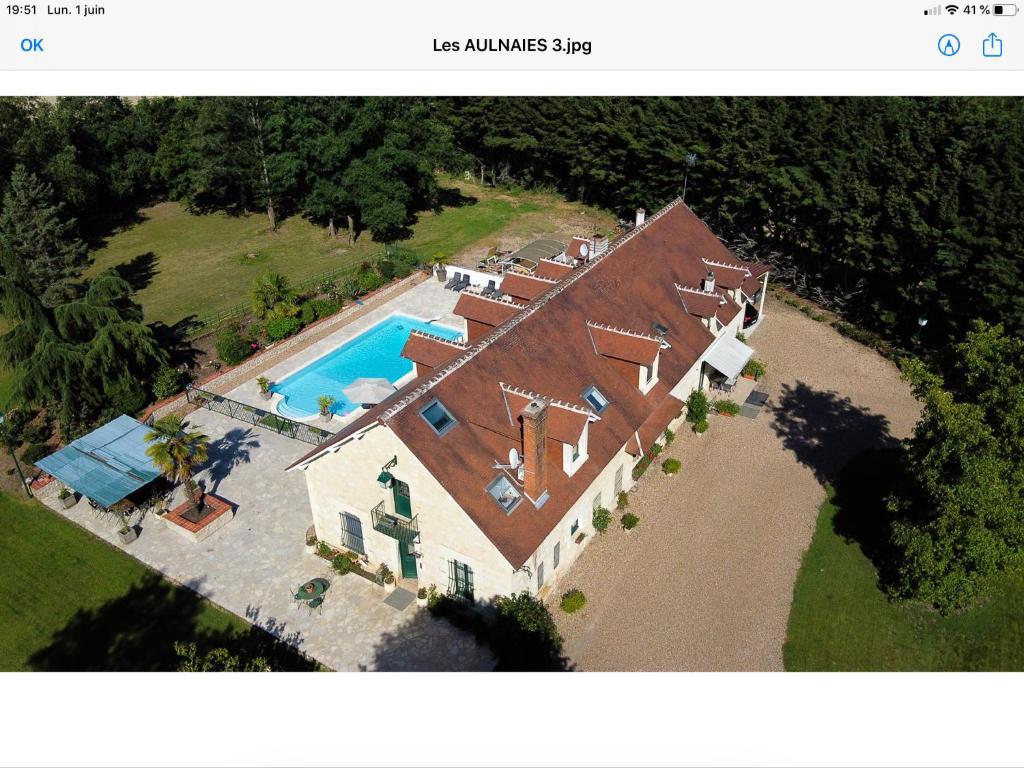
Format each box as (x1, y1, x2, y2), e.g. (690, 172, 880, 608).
(553, 296, 921, 670)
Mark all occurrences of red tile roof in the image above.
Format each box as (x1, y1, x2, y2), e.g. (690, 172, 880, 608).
(453, 292, 523, 328)
(500, 273, 558, 302)
(401, 331, 466, 370)
(677, 286, 724, 319)
(289, 199, 756, 567)
(588, 323, 662, 367)
(534, 259, 574, 280)
(503, 386, 591, 445)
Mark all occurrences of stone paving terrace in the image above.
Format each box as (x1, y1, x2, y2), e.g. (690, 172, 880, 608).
(38, 309, 491, 671)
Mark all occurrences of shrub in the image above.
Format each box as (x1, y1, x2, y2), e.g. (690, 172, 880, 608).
(649, 443, 663, 458)
(266, 315, 302, 341)
(152, 366, 183, 399)
(299, 301, 317, 326)
(713, 399, 740, 416)
(616, 490, 629, 510)
(742, 358, 766, 379)
(686, 389, 710, 424)
(340, 279, 361, 301)
(632, 453, 654, 480)
(331, 550, 359, 575)
(662, 427, 675, 446)
(376, 259, 397, 282)
(377, 563, 395, 584)
(392, 259, 414, 279)
(560, 589, 587, 613)
(693, 418, 709, 434)
(592, 506, 612, 533)
(491, 592, 565, 671)
(215, 324, 253, 366)
(662, 458, 681, 475)
(316, 541, 334, 559)
(20, 442, 51, 465)
(620, 512, 639, 530)
(736, 331, 747, 342)
(357, 268, 384, 294)
(309, 298, 341, 319)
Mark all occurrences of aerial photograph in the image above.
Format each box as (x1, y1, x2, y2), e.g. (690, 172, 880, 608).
(0, 96, 1021, 672)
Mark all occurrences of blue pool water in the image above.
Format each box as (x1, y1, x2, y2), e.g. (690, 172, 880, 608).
(271, 314, 462, 419)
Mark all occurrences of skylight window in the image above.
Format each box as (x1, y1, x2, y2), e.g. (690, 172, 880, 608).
(419, 399, 457, 435)
(582, 386, 608, 413)
(486, 475, 522, 513)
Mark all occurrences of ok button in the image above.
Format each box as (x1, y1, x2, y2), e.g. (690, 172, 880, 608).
(20, 38, 44, 52)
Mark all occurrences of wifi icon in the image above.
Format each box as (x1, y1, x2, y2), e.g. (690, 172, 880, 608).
(946, 3, 960, 12)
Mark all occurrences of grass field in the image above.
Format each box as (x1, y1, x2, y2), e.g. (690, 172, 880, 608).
(784, 472, 1024, 671)
(0, 492, 316, 671)
(86, 179, 615, 327)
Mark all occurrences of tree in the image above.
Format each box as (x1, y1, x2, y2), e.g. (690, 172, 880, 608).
(144, 414, 209, 517)
(888, 321, 1024, 612)
(490, 592, 568, 671)
(0, 165, 88, 305)
(174, 641, 271, 672)
(251, 272, 298, 321)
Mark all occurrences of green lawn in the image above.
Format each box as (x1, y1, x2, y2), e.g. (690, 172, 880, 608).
(784, 476, 1024, 671)
(86, 179, 614, 327)
(0, 492, 316, 670)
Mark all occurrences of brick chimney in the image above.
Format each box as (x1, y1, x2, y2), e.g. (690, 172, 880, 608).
(520, 398, 549, 503)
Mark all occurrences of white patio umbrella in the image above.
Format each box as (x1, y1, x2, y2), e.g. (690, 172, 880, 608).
(343, 377, 396, 405)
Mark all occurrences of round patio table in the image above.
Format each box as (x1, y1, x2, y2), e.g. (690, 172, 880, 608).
(294, 580, 325, 601)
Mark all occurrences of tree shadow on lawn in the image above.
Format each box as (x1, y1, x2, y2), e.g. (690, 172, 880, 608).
(148, 316, 201, 371)
(769, 380, 899, 485)
(831, 448, 910, 592)
(114, 251, 159, 292)
(369, 597, 573, 672)
(27, 573, 317, 671)
(435, 186, 479, 210)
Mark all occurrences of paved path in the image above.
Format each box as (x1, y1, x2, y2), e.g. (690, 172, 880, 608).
(552, 297, 921, 670)
(38, 409, 493, 671)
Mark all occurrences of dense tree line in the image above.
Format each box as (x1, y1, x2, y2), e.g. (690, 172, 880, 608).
(442, 97, 1024, 356)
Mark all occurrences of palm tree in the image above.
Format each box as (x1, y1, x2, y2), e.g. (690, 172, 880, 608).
(252, 272, 298, 320)
(145, 415, 209, 516)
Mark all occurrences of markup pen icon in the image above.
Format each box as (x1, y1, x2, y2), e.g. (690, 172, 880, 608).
(983, 32, 1004, 57)
(938, 33, 961, 56)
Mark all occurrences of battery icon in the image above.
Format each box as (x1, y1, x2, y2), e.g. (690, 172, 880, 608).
(993, 4, 1019, 14)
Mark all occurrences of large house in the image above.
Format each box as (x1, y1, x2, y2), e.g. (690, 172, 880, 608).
(287, 199, 770, 602)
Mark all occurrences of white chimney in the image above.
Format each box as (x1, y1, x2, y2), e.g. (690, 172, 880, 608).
(635, 208, 646, 227)
(702, 270, 716, 293)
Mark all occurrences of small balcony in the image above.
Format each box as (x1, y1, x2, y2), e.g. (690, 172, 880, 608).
(371, 501, 419, 543)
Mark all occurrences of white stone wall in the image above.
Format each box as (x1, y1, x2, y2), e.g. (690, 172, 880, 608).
(302, 423, 526, 600)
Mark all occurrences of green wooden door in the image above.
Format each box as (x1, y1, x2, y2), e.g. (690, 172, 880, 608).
(399, 541, 417, 579)
(393, 479, 412, 518)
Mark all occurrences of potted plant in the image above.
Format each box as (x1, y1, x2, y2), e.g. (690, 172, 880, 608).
(57, 486, 76, 509)
(256, 376, 273, 400)
(713, 399, 740, 417)
(117, 519, 138, 545)
(376, 563, 396, 593)
(742, 358, 766, 381)
(430, 252, 450, 283)
(304, 525, 317, 554)
(417, 586, 430, 607)
(318, 395, 335, 422)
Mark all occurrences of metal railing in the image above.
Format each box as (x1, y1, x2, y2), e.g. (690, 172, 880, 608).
(185, 385, 332, 445)
(370, 500, 419, 543)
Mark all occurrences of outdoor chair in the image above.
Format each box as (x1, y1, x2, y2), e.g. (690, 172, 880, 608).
(482, 279, 497, 297)
(307, 596, 324, 615)
(451, 274, 470, 292)
(310, 577, 330, 592)
(444, 272, 461, 290)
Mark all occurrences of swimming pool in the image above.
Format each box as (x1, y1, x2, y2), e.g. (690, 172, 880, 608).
(271, 314, 462, 419)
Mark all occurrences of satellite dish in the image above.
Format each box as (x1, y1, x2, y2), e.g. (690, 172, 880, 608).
(508, 448, 520, 468)
(579, 242, 590, 258)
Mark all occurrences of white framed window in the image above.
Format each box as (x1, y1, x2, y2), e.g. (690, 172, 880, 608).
(562, 422, 589, 476)
(639, 353, 660, 394)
